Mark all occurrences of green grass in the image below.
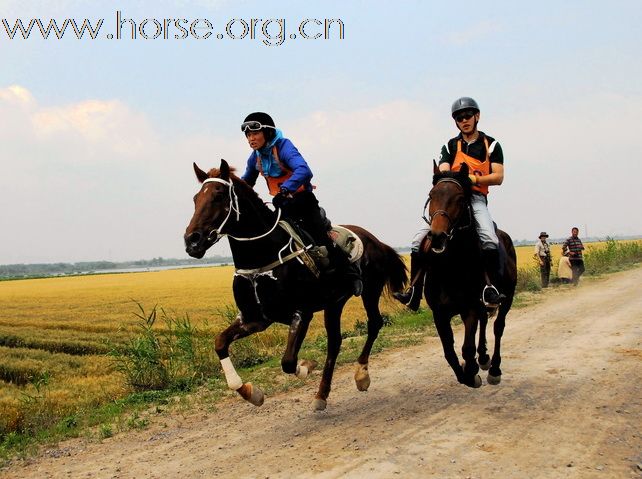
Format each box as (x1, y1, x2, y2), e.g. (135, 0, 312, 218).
(584, 237, 642, 275)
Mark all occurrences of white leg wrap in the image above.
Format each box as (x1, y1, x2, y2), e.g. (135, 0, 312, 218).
(220, 357, 243, 390)
(295, 364, 308, 379)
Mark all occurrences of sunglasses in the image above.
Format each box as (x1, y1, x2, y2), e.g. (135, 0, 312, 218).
(454, 112, 476, 123)
(241, 121, 276, 133)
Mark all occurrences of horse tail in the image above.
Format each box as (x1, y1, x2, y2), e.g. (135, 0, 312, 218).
(343, 225, 408, 295)
(378, 242, 408, 295)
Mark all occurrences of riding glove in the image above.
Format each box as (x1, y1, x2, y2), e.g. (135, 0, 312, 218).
(273, 188, 292, 209)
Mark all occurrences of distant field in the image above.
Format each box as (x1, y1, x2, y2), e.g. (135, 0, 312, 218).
(0, 240, 620, 435)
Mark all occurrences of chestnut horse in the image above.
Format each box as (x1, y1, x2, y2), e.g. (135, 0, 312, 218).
(421, 162, 517, 387)
(184, 160, 407, 410)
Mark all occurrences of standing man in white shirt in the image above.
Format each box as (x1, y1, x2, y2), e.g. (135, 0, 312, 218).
(533, 232, 551, 288)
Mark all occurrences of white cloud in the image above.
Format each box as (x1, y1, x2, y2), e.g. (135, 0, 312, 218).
(32, 99, 156, 157)
(0, 84, 36, 107)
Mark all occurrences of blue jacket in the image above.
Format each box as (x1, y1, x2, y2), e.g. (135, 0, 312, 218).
(241, 137, 313, 193)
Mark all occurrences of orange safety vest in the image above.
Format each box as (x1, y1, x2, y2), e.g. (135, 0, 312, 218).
(255, 146, 307, 196)
(452, 136, 491, 195)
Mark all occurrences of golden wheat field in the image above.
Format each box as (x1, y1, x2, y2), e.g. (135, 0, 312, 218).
(0, 242, 601, 434)
(0, 263, 406, 434)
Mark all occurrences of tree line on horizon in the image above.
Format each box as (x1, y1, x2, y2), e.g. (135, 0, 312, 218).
(0, 256, 234, 279)
(2, 235, 640, 280)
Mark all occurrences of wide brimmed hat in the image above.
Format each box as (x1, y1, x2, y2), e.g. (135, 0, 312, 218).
(539, 232, 549, 238)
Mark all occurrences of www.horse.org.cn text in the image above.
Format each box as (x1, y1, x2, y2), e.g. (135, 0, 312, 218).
(1, 11, 345, 46)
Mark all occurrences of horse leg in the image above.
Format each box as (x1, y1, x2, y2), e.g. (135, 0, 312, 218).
(354, 279, 385, 391)
(214, 312, 269, 406)
(477, 311, 491, 370)
(313, 300, 347, 411)
(488, 298, 512, 385)
(460, 310, 482, 388)
(433, 311, 466, 384)
(281, 311, 317, 379)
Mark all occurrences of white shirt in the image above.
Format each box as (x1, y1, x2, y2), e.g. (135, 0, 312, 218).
(534, 239, 550, 258)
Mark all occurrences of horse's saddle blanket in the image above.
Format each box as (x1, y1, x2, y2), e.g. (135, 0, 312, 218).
(329, 225, 364, 263)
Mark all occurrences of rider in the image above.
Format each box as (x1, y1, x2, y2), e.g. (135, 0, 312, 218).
(394, 97, 505, 309)
(240, 112, 362, 296)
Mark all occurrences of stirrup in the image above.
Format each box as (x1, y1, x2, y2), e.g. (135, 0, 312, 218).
(482, 285, 501, 308)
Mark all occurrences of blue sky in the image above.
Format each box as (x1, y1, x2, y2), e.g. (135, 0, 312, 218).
(1, 0, 641, 263)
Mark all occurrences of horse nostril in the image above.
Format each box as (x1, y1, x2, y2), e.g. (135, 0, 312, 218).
(186, 232, 202, 246)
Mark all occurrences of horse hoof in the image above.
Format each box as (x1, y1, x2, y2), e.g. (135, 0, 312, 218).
(473, 374, 482, 388)
(478, 357, 491, 371)
(237, 382, 265, 406)
(312, 398, 327, 411)
(354, 364, 371, 391)
(487, 373, 501, 385)
(296, 359, 318, 379)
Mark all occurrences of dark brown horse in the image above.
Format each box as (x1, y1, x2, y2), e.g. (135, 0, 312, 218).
(421, 162, 517, 387)
(184, 160, 407, 410)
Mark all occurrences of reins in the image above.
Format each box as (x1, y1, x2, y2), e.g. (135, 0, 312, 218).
(199, 177, 318, 278)
(201, 177, 282, 243)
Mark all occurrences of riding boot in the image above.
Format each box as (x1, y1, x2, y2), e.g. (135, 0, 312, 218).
(393, 252, 423, 311)
(330, 245, 363, 297)
(481, 248, 505, 306)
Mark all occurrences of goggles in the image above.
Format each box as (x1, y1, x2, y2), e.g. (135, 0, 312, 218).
(454, 111, 476, 123)
(241, 121, 276, 133)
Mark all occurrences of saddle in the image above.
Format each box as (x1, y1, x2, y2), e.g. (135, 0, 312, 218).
(329, 226, 364, 263)
(280, 219, 363, 275)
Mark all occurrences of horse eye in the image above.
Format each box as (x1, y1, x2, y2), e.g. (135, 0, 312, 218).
(212, 193, 224, 202)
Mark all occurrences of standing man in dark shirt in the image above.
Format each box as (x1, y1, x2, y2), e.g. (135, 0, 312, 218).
(562, 227, 585, 286)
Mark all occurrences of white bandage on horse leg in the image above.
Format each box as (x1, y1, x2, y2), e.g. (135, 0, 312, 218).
(220, 357, 243, 390)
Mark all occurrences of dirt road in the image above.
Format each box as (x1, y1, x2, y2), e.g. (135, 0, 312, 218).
(4, 268, 642, 479)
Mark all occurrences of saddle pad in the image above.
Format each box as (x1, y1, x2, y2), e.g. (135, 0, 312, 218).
(329, 225, 364, 263)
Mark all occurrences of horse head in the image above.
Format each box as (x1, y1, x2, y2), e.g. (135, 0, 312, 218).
(184, 159, 235, 258)
(425, 162, 473, 254)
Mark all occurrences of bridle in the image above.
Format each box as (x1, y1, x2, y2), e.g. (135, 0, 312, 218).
(200, 177, 282, 243)
(422, 177, 472, 240)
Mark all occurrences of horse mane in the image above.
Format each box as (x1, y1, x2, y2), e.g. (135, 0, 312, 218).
(206, 167, 271, 212)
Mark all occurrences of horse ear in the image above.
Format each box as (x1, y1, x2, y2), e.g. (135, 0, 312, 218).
(433, 159, 439, 174)
(220, 159, 230, 181)
(459, 163, 469, 176)
(193, 163, 208, 183)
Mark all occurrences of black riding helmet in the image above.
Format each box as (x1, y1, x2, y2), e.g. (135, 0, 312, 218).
(242, 112, 276, 142)
(451, 97, 480, 118)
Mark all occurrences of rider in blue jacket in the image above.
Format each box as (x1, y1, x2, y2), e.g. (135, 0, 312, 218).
(241, 112, 362, 296)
